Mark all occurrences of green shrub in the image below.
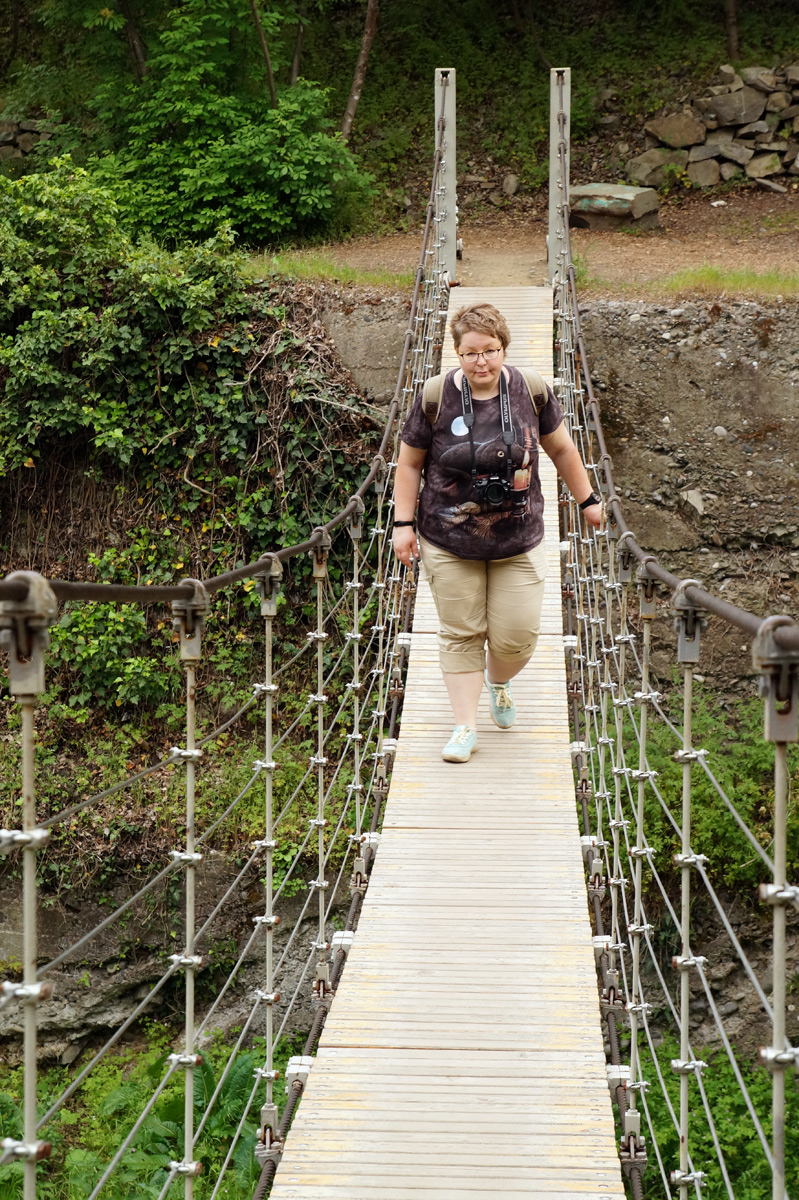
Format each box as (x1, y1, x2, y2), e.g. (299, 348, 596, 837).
(89, 0, 371, 242)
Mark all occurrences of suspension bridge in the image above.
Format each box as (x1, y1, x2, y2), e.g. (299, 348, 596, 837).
(0, 67, 797, 1200)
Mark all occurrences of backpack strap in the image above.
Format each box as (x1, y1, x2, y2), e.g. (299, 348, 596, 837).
(517, 366, 549, 417)
(422, 366, 549, 427)
(422, 374, 445, 427)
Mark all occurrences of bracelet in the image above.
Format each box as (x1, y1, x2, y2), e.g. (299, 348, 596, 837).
(393, 520, 415, 527)
(579, 493, 601, 511)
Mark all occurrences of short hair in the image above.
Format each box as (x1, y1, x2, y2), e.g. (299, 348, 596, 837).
(449, 302, 511, 351)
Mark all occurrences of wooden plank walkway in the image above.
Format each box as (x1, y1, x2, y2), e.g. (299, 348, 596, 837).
(270, 286, 624, 1198)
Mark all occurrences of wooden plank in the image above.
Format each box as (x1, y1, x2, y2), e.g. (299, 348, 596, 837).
(271, 284, 624, 1199)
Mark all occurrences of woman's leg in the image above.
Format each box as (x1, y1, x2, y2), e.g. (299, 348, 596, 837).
(485, 541, 548, 682)
(442, 669, 484, 728)
(418, 538, 488, 731)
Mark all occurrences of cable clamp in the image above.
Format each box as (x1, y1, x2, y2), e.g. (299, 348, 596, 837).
(253, 760, 276, 773)
(371, 624, 386, 634)
(759, 882, 799, 910)
(309, 755, 328, 767)
(305, 631, 329, 643)
(627, 1078, 649, 1094)
(671, 955, 707, 972)
(609, 876, 628, 890)
(1, 1139, 52, 1162)
(308, 693, 328, 705)
(673, 747, 708, 763)
(308, 879, 329, 891)
(253, 840, 276, 855)
(1, 980, 52, 1004)
(0, 828, 50, 855)
(331, 931, 355, 956)
(345, 681, 364, 692)
(670, 1169, 707, 1188)
(169, 851, 203, 865)
(615, 633, 635, 645)
(629, 846, 653, 861)
(169, 1161, 203, 1177)
(597, 735, 614, 747)
(345, 580, 363, 592)
(594, 790, 610, 802)
(612, 766, 632, 777)
(345, 631, 362, 642)
(758, 1045, 799, 1070)
(253, 1067, 281, 1080)
(670, 1058, 707, 1076)
(583, 703, 600, 715)
(254, 991, 280, 1006)
(252, 682, 278, 695)
(285, 1056, 314, 1092)
(673, 852, 709, 869)
(253, 915, 280, 928)
(170, 747, 203, 761)
(168, 954, 203, 969)
(308, 817, 328, 829)
(626, 1001, 653, 1016)
(627, 922, 653, 936)
(370, 579, 386, 591)
(346, 733, 363, 745)
(346, 782, 364, 794)
(167, 1052, 204, 1068)
(633, 691, 661, 706)
(608, 818, 630, 831)
(631, 769, 657, 782)
(613, 696, 634, 709)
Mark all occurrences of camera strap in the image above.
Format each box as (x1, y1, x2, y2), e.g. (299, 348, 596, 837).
(460, 369, 514, 487)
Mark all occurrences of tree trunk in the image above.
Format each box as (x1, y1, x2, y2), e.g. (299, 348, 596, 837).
(341, 0, 378, 141)
(248, 0, 278, 108)
(723, 0, 739, 60)
(118, 0, 149, 79)
(290, 16, 305, 85)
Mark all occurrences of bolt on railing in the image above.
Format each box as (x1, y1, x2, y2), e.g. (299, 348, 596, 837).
(551, 64, 798, 1200)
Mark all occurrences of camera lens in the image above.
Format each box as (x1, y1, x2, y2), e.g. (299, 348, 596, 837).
(483, 481, 507, 507)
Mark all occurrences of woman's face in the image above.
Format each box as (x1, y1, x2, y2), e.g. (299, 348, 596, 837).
(456, 330, 505, 394)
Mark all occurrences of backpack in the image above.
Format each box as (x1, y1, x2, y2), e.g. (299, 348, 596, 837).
(421, 365, 549, 427)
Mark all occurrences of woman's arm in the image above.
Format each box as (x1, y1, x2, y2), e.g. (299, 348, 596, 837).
(539, 423, 602, 529)
(393, 442, 427, 566)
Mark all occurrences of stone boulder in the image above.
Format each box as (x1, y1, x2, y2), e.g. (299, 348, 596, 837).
(740, 67, 778, 92)
(644, 112, 706, 148)
(767, 91, 793, 111)
(746, 152, 783, 178)
(695, 86, 767, 127)
(568, 183, 660, 231)
(626, 147, 689, 187)
(687, 159, 720, 187)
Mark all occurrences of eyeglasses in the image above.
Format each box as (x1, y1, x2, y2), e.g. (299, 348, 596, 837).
(457, 347, 502, 363)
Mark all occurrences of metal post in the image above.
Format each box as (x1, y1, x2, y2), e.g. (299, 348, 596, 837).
(548, 67, 571, 282)
(434, 68, 457, 283)
(310, 531, 332, 1008)
(628, 575, 656, 1117)
(254, 555, 282, 1168)
(0, 573, 58, 1199)
(751, 615, 799, 1200)
(171, 580, 209, 1192)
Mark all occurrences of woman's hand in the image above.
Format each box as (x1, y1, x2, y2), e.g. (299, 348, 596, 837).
(582, 502, 602, 530)
(393, 525, 420, 568)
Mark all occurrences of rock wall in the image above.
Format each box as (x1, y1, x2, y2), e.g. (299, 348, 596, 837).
(628, 63, 799, 192)
(0, 119, 53, 163)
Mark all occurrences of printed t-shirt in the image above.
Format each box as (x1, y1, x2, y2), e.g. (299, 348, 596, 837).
(400, 365, 564, 561)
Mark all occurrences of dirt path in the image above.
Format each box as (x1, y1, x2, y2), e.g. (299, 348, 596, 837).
(301, 189, 799, 295)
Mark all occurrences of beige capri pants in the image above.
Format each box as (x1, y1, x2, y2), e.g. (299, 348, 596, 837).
(419, 536, 548, 674)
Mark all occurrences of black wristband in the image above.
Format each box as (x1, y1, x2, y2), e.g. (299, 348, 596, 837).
(579, 493, 600, 510)
(393, 520, 415, 527)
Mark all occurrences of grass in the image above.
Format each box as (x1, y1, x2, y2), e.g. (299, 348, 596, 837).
(245, 250, 414, 290)
(647, 263, 799, 299)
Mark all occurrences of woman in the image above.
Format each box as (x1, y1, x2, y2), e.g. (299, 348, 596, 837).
(393, 302, 601, 763)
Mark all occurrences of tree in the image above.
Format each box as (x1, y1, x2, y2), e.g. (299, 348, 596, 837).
(247, 0, 277, 107)
(340, 0, 378, 141)
(723, 0, 739, 59)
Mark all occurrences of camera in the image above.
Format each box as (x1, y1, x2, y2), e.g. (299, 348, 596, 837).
(473, 474, 510, 508)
